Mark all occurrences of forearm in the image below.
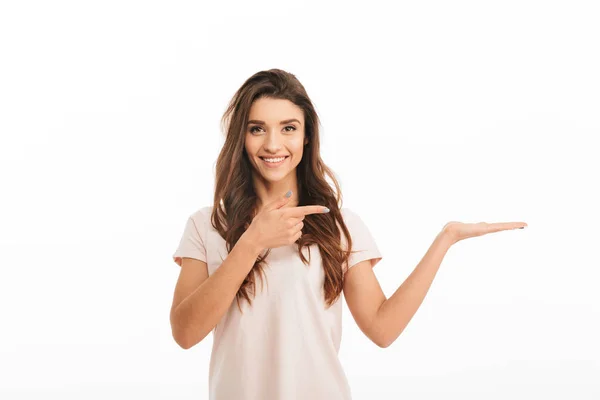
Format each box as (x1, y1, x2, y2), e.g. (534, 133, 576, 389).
(375, 230, 454, 347)
(172, 232, 263, 348)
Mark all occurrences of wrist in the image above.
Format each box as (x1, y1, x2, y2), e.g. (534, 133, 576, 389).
(438, 228, 457, 248)
(240, 229, 264, 256)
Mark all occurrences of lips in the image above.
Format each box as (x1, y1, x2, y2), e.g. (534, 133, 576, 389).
(259, 155, 289, 168)
(260, 156, 289, 160)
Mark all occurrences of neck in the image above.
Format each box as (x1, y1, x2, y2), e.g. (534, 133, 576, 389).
(252, 172, 300, 212)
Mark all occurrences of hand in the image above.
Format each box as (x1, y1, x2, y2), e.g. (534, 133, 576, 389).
(245, 190, 330, 251)
(442, 220, 528, 245)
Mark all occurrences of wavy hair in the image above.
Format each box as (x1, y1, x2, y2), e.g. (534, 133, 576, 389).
(210, 68, 355, 311)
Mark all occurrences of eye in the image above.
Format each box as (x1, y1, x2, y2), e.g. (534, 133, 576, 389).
(248, 125, 297, 134)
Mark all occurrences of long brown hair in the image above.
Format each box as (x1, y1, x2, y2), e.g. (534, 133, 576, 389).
(210, 68, 355, 311)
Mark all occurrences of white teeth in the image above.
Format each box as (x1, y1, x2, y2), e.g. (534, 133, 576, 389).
(263, 157, 286, 163)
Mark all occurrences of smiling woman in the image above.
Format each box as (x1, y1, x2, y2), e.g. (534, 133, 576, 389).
(170, 68, 528, 400)
(170, 69, 385, 400)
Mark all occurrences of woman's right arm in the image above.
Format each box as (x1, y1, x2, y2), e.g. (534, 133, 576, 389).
(170, 230, 262, 349)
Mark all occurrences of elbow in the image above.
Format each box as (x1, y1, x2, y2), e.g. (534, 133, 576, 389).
(369, 319, 393, 348)
(174, 333, 193, 349)
(172, 326, 203, 349)
(170, 315, 211, 350)
(176, 330, 211, 350)
(371, 326, 393, 348)
(170, 311, 194, 350)
(374, 336, 392, 348)
(171, 326, 193, 349)
(179, 340, 194, 350)
(372, 324, 398, 348)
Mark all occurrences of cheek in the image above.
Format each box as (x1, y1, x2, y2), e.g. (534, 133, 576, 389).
(244, 136, 259, 154)
(289, 137, 305, 154)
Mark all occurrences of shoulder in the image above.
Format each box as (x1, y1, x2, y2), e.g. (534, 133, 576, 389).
(188, 205, 213, 224)
(339, 206, 374, 232)
(340, 206, 359, 223)
(340, 206, 352, 218)
(339, 207, 362, 234)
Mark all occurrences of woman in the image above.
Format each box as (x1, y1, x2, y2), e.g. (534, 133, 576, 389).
(170, 69, 527, 400)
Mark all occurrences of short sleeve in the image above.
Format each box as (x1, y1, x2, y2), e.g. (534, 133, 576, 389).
(341, 208, 383, 274)
(172, 209, 208, 267)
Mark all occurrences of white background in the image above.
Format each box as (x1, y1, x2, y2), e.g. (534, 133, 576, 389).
(1, 0, 599, 399)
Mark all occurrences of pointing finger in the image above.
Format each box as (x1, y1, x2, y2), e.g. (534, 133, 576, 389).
(286, 205, 330, 218)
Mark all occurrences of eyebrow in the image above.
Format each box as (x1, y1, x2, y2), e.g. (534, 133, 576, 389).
(247, 118, 301, 126)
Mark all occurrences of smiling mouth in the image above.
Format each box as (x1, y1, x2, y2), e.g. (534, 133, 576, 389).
(260, 156, 289, 161)
(259, 156, 289, 166)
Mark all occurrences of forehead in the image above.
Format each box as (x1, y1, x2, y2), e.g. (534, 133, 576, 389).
(248, 98, 304, 122)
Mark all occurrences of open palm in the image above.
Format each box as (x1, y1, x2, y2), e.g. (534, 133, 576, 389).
(443, 220, 528, 244)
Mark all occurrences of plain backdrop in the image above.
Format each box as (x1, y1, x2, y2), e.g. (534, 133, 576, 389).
(1, 0, 599, 399)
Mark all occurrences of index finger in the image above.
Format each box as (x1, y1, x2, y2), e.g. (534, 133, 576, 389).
(487, 222, 528, 232)
(285, 205, 329, 217)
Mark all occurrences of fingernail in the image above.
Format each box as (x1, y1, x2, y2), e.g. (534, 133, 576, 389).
(323, 207, 330, 213)
(285, 190, 292, 198)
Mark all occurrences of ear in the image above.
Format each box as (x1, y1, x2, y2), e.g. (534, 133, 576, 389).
(304, 137, 309, 146)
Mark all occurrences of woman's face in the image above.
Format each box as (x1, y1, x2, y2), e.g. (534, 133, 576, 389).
(244, 97, 308, 183)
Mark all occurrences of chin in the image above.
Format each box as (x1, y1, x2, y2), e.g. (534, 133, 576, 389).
(259, 167, 295, 182)
(262, 172, 289, 182)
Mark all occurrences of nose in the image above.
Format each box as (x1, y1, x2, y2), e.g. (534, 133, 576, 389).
(263, 129, 283, 152)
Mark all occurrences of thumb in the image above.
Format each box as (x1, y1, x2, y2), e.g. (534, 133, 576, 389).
(271, 190, 293, 210)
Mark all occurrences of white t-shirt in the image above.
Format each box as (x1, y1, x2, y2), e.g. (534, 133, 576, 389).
(172, 206, 383, 400)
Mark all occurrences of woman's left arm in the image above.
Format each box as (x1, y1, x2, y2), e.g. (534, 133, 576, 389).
(344, 220, 527, 348)
(343, 229, 453, 348)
